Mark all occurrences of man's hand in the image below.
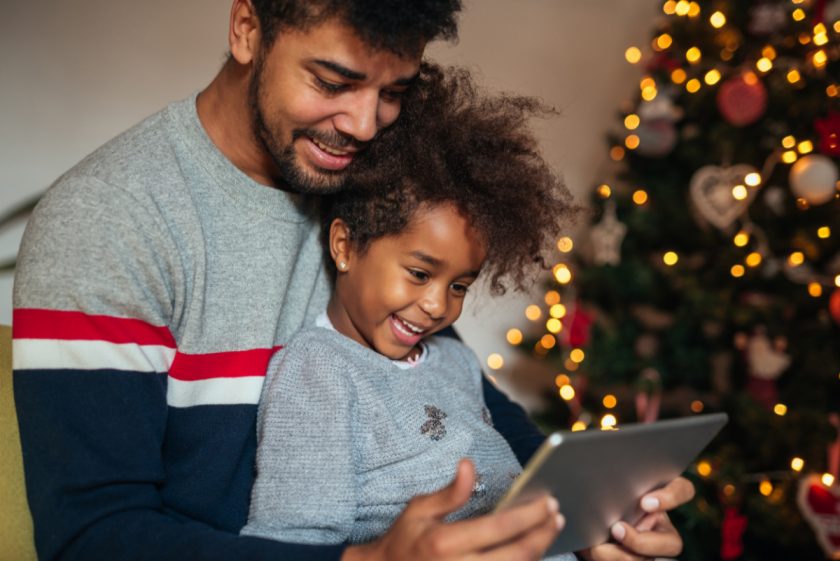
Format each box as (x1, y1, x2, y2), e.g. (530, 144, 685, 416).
(580, 476, 695, 561)
(342, 459, 565, 561)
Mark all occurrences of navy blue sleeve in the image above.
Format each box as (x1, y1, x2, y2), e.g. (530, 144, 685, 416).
(438, 326, 545, 465)
(14, 371, 346, 561)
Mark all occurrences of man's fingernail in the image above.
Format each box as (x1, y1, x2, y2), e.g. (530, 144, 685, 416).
(546, 496, 559, 514)
(555, 513, 566, 530)
(641, 496, 660, 511)
(611, 523, 626, 541)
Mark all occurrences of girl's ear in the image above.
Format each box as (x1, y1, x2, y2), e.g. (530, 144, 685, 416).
(329, 218, 352, 272)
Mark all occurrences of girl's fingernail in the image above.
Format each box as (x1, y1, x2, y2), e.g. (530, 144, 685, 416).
(611, 523, 626, 541)
(641, 496, 660, 511)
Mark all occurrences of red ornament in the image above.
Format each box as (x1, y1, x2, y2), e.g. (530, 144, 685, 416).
(717, 73, 767, 126)
(797, 474, 840, 559)
(815, 113, 840, 157)
(830, 289, 840, 325)
(562, 301, 593, 348)
(720, 507, 748, 560)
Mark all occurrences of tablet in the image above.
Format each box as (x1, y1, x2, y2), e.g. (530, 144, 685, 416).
(495, 412, 727, 555)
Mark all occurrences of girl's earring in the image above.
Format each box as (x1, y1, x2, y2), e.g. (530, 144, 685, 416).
(338, 261, 347, 271)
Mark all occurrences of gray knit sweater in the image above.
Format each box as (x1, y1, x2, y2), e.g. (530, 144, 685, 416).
(241, 327, 524, 544)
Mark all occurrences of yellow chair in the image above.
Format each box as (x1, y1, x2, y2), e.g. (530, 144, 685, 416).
(0, 324, 38, 561)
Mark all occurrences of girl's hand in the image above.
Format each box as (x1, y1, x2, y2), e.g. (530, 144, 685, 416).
(343, 458, 565, 561)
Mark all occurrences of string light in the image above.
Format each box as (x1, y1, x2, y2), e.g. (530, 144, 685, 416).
(597, 184, 612, 198)
(787, 69, 801, 84)
(686, 46, 702, 63)
(600, 414, 618, 429)
(756, 57, 773, 72)
(663, 0, 677, 15)
(625, 46, 642, 64)
(571, 421, 587, 432)
(828, 85, 839, 98)
(553, 263, 573, 284)
(731, 264, 745, 278)
(723, 484, 736, 497)
(734, 231, 750, 247)
(549, 304, 567, 318)
(602, 394, 617, 409)
(663, 251, 679, 266)
(545, 290, 561, 305)
(782, 150, 798, 164)
(609, 146, 625, 161)
(655, 33, 674, 50)
(555, 374, 570, 387)
(557, 237, 574, 253)
(671, 68, 687, 84)
(559, 384, 576, 400)
(641, 86, 658, 101)
(687, 1, 700, 17)
(798, 140, 813, 154)
(808, 282, 823, 297)
(506, 328, 523, 345)
(762, 45, 777, 60)
(487, 353, 504, 370)
(834, 274, 840, 287)
(704, 69, 721, 85)
(823, 473, 836, 487)
(773, 403, 788, 416)
(817, 226, 831, 239)
(799, 33, 812, 45)
(686, 78, 702, 93)
(732, 184, 748, 200)
(691, 400, 704, 413)
(626, 134, 641, 149)
(782, 135, 796, 149)
(570, 348, 586, 363)
(759, 480, 774, 496)
(540, 334, 556, 349)
(746, 252, 763, 267)
(675, 0, 691, 16)
(792, 8, 806, 21)
(633, 190, 649, 205)
(813, 50, 828, 68)
(745, 172, 762, 186)
(525, 305, 542, 321)
(791, 457, 805, 472)
(788, 251, 805, 266)
(709, 11, 726, 28)
(546, 318, 562, 334)
(624, 114, 640, 130)
(697, 460, 712, 477)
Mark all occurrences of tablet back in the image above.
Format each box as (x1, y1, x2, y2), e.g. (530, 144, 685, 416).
(497, 412, 727, 555)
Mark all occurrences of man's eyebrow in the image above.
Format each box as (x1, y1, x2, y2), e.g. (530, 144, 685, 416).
(312, 59, 419, 86)
(312, 59, 366, 81)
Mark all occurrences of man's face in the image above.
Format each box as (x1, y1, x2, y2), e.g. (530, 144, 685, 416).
(249, 18, 423, 194)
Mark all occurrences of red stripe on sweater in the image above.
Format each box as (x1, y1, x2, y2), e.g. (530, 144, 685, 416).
(168, 347, 282, 381)
(13, 308, 176, 347)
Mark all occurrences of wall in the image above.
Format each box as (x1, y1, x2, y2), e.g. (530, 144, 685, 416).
(0, 0, 660, 406)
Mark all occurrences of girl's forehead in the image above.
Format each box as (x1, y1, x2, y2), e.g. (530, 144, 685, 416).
(390, 203, 486, 269)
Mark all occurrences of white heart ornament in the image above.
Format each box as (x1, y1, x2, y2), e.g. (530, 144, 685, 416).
(690, 165, 759, 230)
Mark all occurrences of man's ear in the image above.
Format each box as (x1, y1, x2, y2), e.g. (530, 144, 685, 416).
(329, 218, 353, 272)
(229, 0, 261, 65)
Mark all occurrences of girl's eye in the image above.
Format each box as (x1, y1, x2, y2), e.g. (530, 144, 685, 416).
(408, 269, 429, 282)
(451, 283, 469, 295)
(315, 77, 349, 94)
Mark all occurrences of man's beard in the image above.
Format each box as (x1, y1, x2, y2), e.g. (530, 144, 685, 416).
(248, 54, 354, 195)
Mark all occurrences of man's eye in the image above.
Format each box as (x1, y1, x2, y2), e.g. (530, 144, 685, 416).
(315, 77, 348, 93)
(408, 269, 429, 282)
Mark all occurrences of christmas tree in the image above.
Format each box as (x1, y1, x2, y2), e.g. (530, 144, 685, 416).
(511, 1, 840, 559)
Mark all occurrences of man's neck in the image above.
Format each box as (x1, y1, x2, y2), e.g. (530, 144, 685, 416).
(196, 60, 281, 188)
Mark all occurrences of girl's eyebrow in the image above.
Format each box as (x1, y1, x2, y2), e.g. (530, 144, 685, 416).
(409, 251, 480, 277)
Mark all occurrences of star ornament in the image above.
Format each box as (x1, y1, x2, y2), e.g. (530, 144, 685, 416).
(590, 201, 627, 266)
(815, 112, 840, 157)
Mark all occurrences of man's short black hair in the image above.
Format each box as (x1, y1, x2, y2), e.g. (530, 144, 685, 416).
(251, 0, 462, 57)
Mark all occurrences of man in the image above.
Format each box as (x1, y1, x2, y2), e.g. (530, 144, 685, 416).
(13, 1, 692, 560)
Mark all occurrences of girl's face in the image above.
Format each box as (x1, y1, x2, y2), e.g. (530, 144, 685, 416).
(328, 203, 486, 360)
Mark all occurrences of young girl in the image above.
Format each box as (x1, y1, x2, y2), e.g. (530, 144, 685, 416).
(241, 64, 576, 555)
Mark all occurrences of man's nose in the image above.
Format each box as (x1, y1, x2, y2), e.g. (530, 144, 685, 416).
(334, 90, 380, 143)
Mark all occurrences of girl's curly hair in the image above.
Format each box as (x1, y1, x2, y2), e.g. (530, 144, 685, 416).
(323, 62, 578, 295)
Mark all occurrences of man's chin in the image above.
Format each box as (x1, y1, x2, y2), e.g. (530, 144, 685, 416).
(276, 161, 348, 195)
